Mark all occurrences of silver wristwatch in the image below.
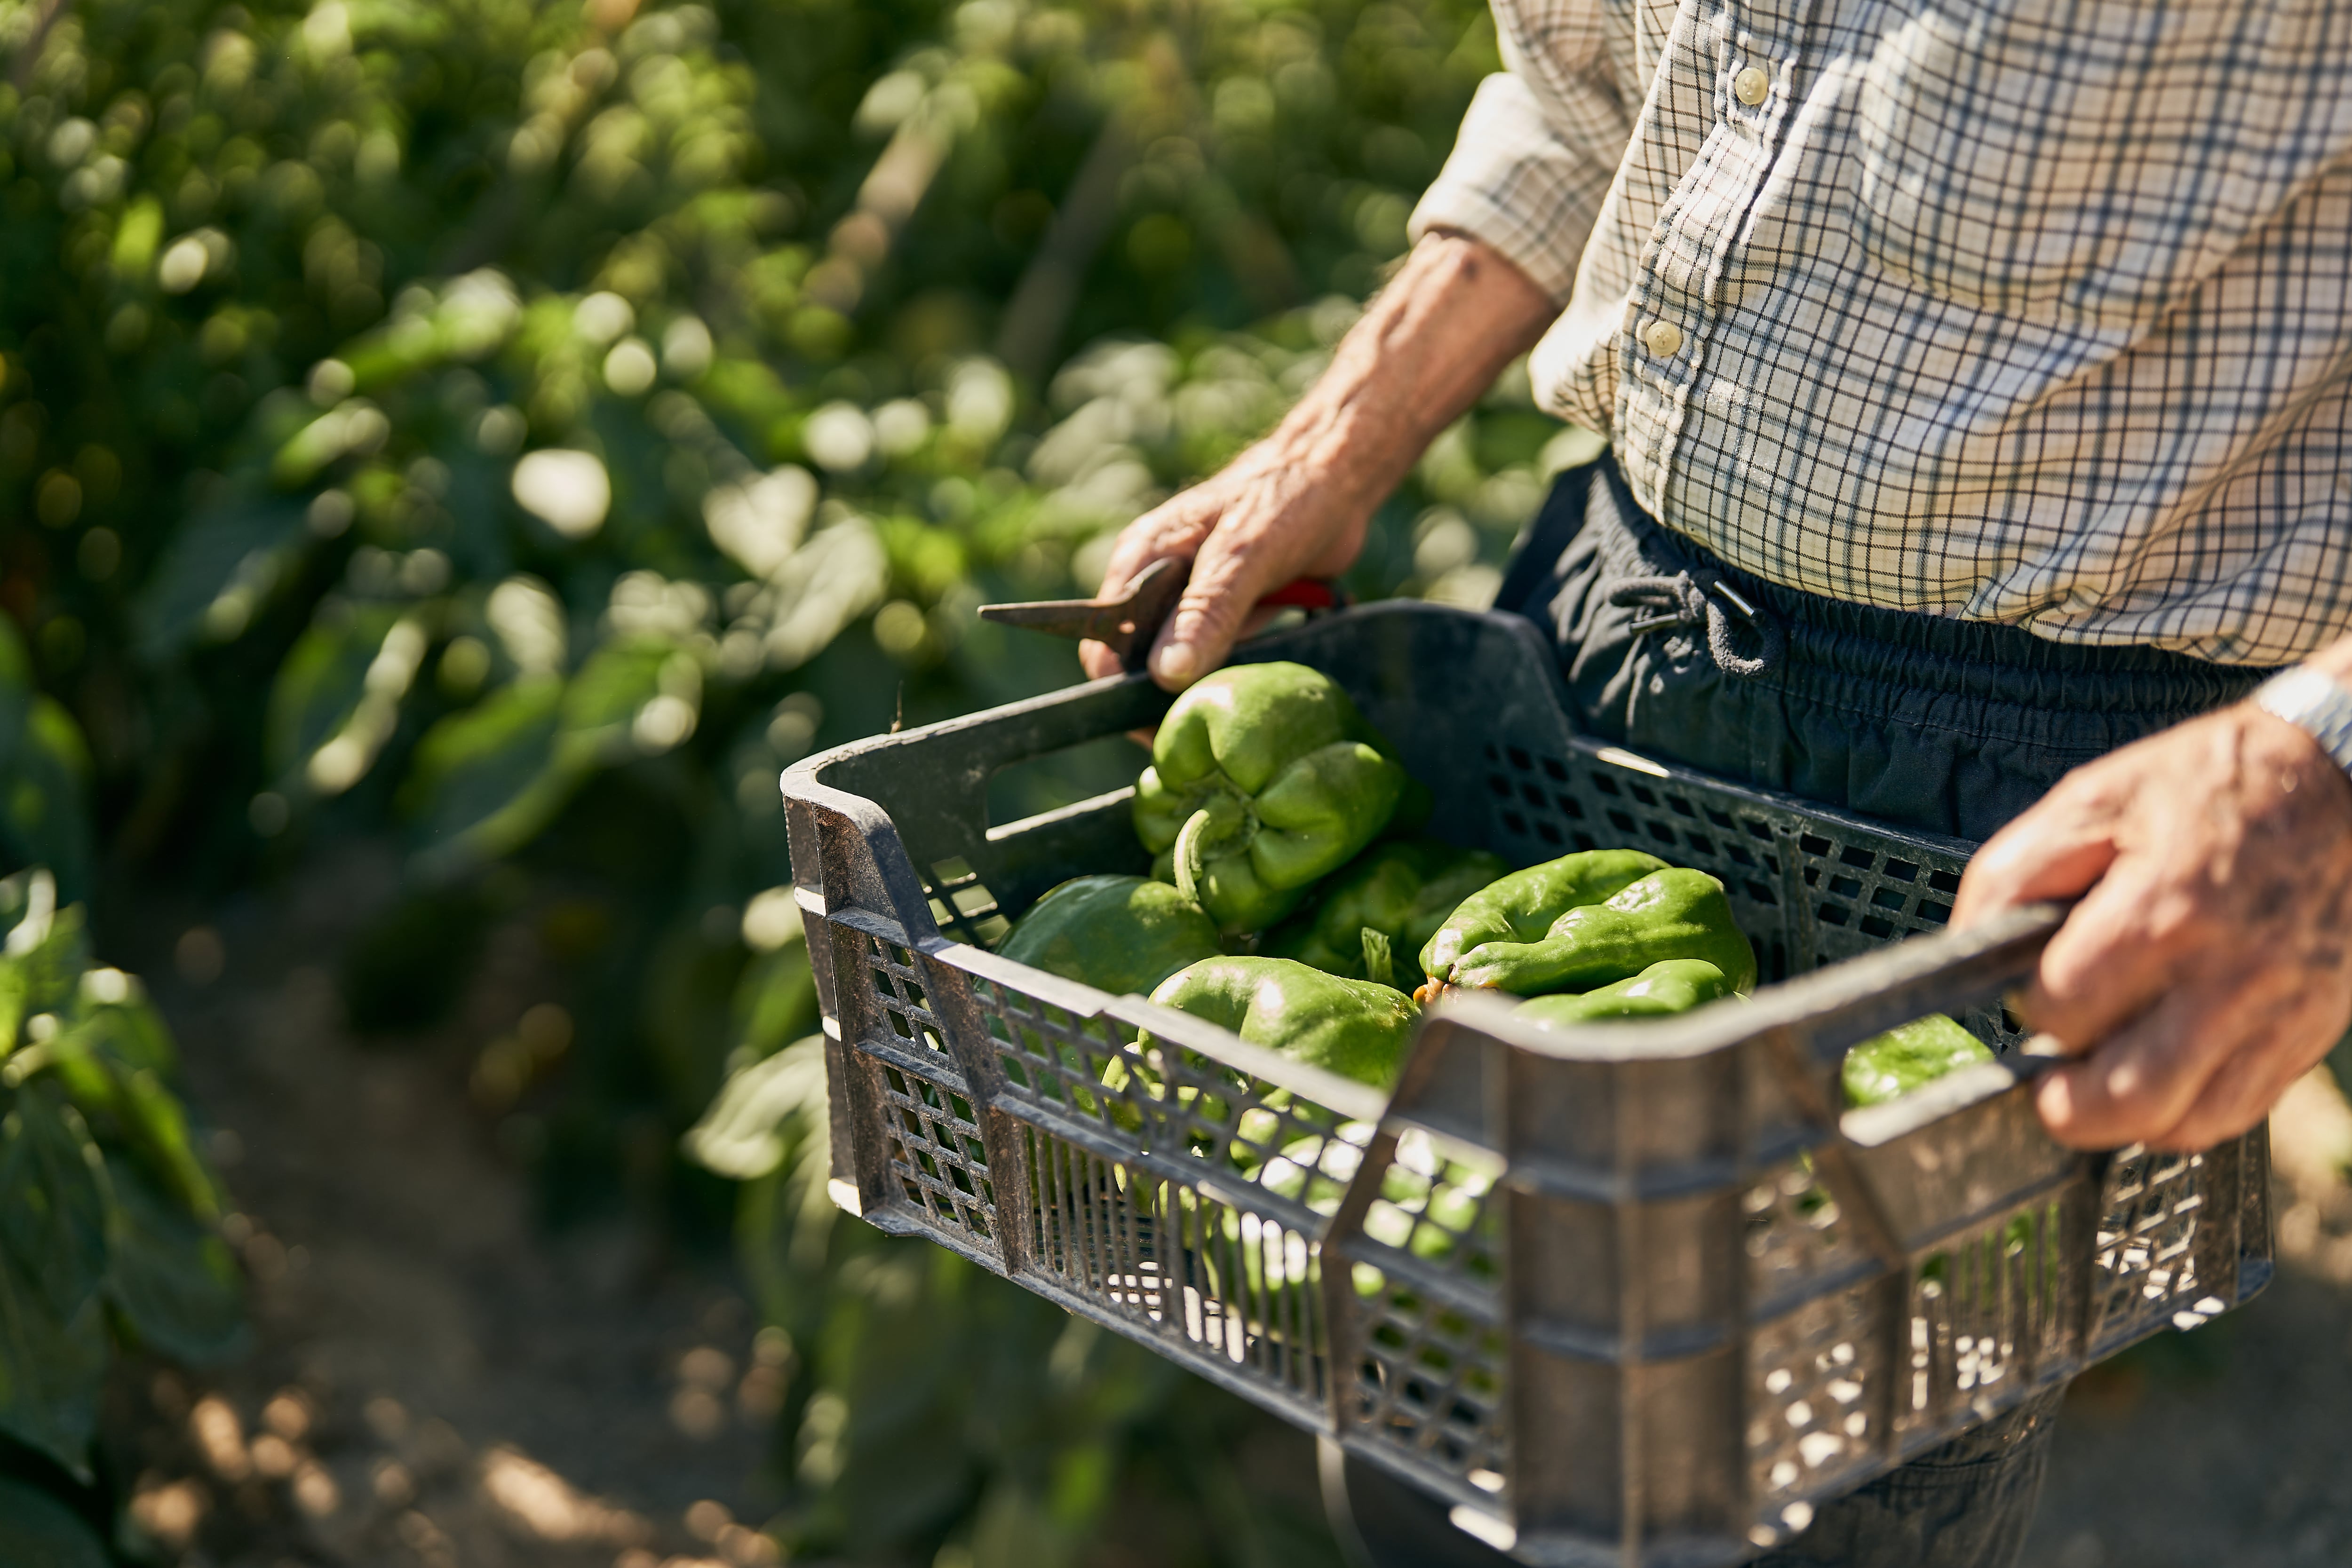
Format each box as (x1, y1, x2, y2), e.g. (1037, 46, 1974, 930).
(2253, 666, 2352, 774)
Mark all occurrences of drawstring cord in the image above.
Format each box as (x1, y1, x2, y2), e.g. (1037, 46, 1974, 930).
(1605, 569, 1786, 678)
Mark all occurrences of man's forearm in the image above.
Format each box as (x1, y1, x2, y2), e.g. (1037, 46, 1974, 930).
(1080, 230, 1560, 687)
(1264, 230, 1558, 503)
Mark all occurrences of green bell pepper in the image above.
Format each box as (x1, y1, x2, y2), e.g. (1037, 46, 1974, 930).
(1842, 1014, 1996, 1108)
(1144, 956, 1419, 1089)
(995, 874, 1224, 997)
(1446, 867, 1758, 998)
(1133, 661, 1408, 934)
(1417, 847, 1669, 985)
(1510, 958, 1736, 1028)
(1264, 838, 1510, 990)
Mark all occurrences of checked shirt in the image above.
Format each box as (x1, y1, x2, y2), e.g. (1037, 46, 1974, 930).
(1413, 0, 2352, 664)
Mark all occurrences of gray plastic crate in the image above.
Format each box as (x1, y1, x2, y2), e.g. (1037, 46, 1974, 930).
(782, 602, 2271, 1567)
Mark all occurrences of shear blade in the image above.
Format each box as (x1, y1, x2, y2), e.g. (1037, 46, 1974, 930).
(977, 557, 1186, 660)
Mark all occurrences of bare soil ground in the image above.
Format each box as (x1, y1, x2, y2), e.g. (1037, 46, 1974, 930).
(104, 847, 782, 1568)
(96, 844, 2352, 1568)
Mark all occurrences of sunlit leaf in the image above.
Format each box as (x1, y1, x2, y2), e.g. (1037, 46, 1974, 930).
(734, 938, 818, 1063)
(403, 677, 571, 866)
(683, 1036, 827, 1181)
(266, 603, 412, 776)
(19, 1020, 212, 1227)
(559, 638, 672, 744)
(131, 500, 311, 658)
(103, 1062, 222, 1225)
(2, 884, 92, 1020)
(272, 400, 393, 487)
(71, 978, 178, 1079)
(764, 518, 890, 671)
(0, 966, 22, 1062)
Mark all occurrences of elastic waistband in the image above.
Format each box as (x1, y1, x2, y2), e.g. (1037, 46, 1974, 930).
(1588, 459, 2277, 715)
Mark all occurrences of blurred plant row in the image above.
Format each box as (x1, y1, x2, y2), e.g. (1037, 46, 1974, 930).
(0, 0, 1589, 1558)
(0, 626, 241, 1567)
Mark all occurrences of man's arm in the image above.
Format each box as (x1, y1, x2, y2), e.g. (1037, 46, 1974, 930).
(1077, 230, 1559, 688)
(1954, 637, 2352, 1151)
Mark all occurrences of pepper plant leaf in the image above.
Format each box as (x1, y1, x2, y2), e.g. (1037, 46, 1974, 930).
(0, 1256, 107, 1480)
(0, 1084, 108, 1325)
(99, 1154, 247, 1367)
(0, 1475, 110, 1568)
(402, 677, 570, 864)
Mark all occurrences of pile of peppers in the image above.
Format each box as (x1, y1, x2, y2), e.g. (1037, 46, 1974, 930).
(992, 658, 1992, 1109)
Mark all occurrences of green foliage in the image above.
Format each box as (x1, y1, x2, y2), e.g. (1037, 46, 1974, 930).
(0, 870, 242, 1515)
(0, 0, 1597, 1555)
(0, 496, 238, 1567)
(0, 622, 92, 908)
(2, 0, 1561, 889)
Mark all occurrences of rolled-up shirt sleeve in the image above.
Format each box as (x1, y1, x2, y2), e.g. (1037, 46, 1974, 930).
(1409, 16, 1634, 303)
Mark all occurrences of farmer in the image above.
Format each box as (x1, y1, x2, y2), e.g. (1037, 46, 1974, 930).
(1079, 5, 2352, 1564)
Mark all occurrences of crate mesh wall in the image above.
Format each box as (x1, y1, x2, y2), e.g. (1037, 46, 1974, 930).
(962, 971, 1375, 1423)
(2095, 1150, 2214, 1329)
(854, 931, 1000, 1246)
(1748, 1281, 1886, 1507)
(1338, 1137, 1510, 1505)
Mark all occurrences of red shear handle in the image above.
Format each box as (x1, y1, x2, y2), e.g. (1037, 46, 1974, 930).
(1256, 578, 1351, 613)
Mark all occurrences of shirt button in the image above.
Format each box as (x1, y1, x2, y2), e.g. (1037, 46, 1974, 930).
(1642, 319, 1685, 358)
(1734, 65, 1771, 105)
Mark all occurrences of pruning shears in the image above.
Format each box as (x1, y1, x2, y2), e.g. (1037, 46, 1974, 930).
(977, 557, 1350, 673)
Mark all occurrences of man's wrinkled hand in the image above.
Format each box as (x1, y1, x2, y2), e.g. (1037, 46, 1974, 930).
(1076, 436, 1372, 688)
(1953, 701, 2352, 1152)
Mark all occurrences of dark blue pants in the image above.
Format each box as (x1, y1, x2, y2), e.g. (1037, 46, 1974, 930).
(1500, 457, 2267, 843)
(1488, 459, 2271, 1565)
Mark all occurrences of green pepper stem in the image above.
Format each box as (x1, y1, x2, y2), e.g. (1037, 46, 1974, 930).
(1173, 807, 1212, 909)
(1360, 927, 1394, 990)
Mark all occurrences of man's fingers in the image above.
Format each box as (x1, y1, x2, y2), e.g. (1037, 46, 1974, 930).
(2032, 984, 2234, 1149)
(1094, 488, 1226, 603)
(1149, 512, 1294, 689)
(2014, 861, 2211, 1049)
(2042, 977, 2328, 1153)
(1068, 488, 1234, 685)
(2150, 1033, 2305, 1152)
(2003, 853, 2177, 1047)
(1099, 497, 1210, 588)
(1952, 805, 2119, 925)
(1078, 638, 1124, 681)
(2146, 981, 2348, 1151)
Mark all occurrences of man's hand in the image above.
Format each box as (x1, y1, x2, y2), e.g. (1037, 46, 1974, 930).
(1079, 230, 1557, 688)
(1078, 425, 1385, 687)
(1954, 693, 2352, 1152)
